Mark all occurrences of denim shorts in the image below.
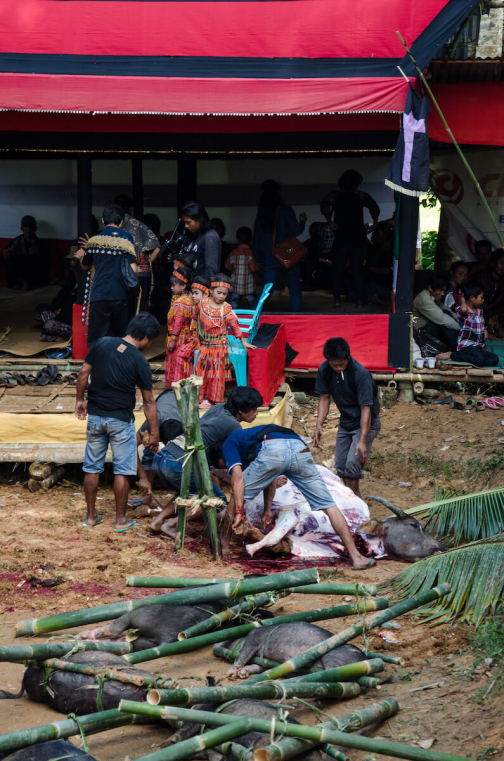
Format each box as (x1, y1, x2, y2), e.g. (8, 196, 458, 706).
(152, 448, 226, 505)
(83, 415, 137, 476)
(243, 438, 335, 511)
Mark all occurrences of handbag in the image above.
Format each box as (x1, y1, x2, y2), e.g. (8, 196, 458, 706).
(120, 254, 141, 298)
(272, 207, 307, 271)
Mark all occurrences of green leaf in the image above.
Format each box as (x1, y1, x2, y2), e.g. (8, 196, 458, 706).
(378, 534, 504, 626)
(405, 487, 504, 546)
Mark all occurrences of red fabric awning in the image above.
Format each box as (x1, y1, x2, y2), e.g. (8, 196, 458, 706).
(429, 83, 504, 146)
(0, 0, 467, 118)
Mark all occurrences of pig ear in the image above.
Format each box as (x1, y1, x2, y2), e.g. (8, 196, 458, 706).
(356, 519, 387, 537)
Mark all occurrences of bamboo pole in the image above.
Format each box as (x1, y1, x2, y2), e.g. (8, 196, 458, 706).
(123, 621, 262, 665)
(356, 676, 381, 689)
(173, 382, 192, 553)
(0, 709, 143, 755)
(15, 568, 319, 637)
(147, 680, 360, 707)
(0, 640, 132, 663)
(41, 659, 177, 690)
(243, 583, 451, 685)
(396, 29, 504, 247)
(132, 718, 255, 761)
(120, 702, 469, 761)
(239, 700, 397, 761)
(126, 577, 228, 587)
(182, 598, 389, 641)
(178, 591, 287, 640)
(212, 644, 283, 672)
(285, 583, 377, 596)
(127, 579, 376, 595)
(287, 658, 384, 683)
(365, 650, 405, 666)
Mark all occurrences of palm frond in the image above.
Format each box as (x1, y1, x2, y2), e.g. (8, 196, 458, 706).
(405, 487, 504, 545)
(378, 534, 504, 626)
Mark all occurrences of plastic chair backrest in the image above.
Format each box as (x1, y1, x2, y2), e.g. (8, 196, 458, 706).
(232, 283, 273, 341)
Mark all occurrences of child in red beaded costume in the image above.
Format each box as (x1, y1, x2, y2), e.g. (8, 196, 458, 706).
(191, 273, 255, 407)
(164, 266, 194, 388)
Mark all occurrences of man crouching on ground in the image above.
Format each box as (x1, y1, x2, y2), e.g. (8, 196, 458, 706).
(75, 312, 160, 532)
(213, 424, 375, 569)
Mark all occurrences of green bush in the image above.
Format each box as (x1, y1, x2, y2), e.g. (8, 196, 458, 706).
(421, 230, 437, 270)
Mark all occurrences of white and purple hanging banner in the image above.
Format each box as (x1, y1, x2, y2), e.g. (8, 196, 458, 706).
(385, 85, 430, 197)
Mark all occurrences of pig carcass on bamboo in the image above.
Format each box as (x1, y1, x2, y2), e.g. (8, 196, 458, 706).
(357, 497, 447, 562)
(225, 622, 365, 678)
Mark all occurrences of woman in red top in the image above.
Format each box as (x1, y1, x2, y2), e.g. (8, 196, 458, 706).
(444, 260, 469, 311)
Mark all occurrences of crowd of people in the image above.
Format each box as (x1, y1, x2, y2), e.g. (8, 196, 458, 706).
(76, 311, 377, 569)
(412, 240, 504, 368)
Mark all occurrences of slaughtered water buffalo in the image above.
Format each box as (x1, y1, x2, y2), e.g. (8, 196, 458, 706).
(357, 497, 447, 563)
(1, 652, 150, 715)
(225, 622, 365, 678)
(168, 698, 322, 761)
(0, 741, 98, 761)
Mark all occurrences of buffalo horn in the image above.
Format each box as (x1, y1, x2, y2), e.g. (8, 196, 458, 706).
(365, 496, 408, 520)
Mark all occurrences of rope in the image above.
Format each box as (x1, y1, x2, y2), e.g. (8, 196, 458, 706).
(67, 713, 89, 753)
(45, 634, 87, 659)
(95, 675, 106, 712)
(227, 576, 245, 605)
(257, 626, 278, 666)
(355, 584, 370, 653)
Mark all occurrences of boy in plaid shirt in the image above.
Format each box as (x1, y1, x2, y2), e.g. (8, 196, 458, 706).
(225, 227, 257, 309)
(436, 282, 499, 367)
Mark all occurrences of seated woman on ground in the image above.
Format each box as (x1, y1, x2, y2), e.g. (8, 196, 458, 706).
(444, 260, 469, 311)
(412, 273, 460, 351)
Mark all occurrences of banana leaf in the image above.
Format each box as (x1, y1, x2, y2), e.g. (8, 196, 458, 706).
(405, 487, 504, 546)
(378, 533, 504, 626)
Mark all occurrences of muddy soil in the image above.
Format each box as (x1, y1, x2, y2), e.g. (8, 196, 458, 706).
(0, 393, 503, 760)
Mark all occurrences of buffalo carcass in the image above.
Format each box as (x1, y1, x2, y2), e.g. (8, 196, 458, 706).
(357, 497, 446, 562)
(0, 741, 98, 761)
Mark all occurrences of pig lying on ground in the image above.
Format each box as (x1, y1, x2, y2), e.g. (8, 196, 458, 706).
(79, 601, 228, 650)
(224, 622, 365, 678)
(0, 741, 98, 761)
(168, 698, 322, 761)
(357, 497, 447, 562)
(1, 652, 151, 715)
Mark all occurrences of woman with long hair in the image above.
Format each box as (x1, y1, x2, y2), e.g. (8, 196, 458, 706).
(252, 179, 307, 313)
(180, 201, 221, 280)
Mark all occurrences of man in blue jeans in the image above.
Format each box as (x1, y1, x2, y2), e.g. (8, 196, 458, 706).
(216, 424, 374, 568)
(75, 312, 160, 532)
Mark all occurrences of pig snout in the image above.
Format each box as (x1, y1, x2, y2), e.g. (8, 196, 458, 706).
(384, 517, 447, 562)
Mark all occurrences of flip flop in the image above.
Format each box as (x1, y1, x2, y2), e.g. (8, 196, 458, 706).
(449, 400, 465, 411)
(350, 558, 376, 571)
(82, 515, 103, 528)
(114, 520, 137, 533)
(36, 364, 59, 386)
(127, 499, 149, 508)
(483, 398, 499, 409)
(45, 347, 72, 359)
(428, 395, 452, 405)
(491, 397, 504, 407)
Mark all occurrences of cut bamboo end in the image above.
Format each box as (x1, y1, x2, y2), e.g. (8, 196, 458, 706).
(147, 690, 161, 705)
(177, 632, 187, 641)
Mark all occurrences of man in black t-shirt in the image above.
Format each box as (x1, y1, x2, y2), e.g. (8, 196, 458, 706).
(75, 312, 160, 531)
(314, 337, 381, 498)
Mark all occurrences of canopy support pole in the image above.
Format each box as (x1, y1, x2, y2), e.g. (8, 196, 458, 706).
(132, 157, 144, 219)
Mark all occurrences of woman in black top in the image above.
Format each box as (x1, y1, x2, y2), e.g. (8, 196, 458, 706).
(321, 169, 380, 309)
(180, 201, 221, 280)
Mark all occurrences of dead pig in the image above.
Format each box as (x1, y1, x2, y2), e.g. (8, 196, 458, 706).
(3, 652, 151, 716)
(80, 601, 227, 650)
(225, 622, 365, 678)
(357, 497, 447, 562)
(0, 740, 98, 761)
(168, 698, 322, 761)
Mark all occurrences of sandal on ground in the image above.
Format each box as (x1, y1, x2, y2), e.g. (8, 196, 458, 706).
(428, 395, 452, 405)
(114, 520, 137, 533)
(0, 376, 15, 388)
(476, 400, 486, 411)
(127, 498, 150, 509)
(449, 400, 465, 411)
(465, 398, 476, 410)
(351, 558, 376, 571)
(82, 515, 103, 528)
(491, 397, 504, 407)
(199, 400, 213, 409)
(35, 364, 59, 386)
(483, 398, 499, 409)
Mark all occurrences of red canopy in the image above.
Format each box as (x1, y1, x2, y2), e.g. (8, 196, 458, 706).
(0, 0, 477, 117)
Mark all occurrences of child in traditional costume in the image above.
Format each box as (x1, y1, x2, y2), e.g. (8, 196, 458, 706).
(164, 266, 194, 388)
(190, 275, 211, 305)
(191, 273, 255, 407)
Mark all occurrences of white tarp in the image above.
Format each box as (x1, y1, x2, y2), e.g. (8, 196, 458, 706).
(430, 149, 504, 261)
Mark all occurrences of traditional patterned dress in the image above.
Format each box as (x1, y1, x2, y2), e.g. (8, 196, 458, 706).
(164, 293, 195, 388)
(191, 300, 243, 403)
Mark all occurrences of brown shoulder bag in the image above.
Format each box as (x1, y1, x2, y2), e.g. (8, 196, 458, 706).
(272, 207, 307, 271)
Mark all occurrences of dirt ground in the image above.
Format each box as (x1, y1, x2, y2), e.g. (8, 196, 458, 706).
(1, 391, 504, 760)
